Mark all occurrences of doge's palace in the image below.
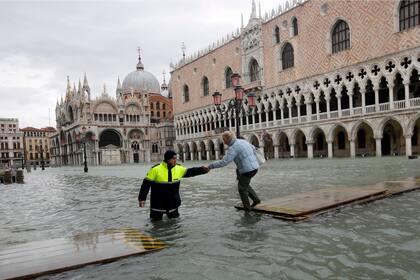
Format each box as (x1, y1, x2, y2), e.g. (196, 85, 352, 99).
(170, 0, 420, 161)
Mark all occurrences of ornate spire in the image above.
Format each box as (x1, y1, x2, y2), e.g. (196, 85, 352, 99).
(102, 84, 108, 96)
(117, 76, 122, 89)
(78, 79, 82, 94)
(251, 0, 257, 19)
(181, 42, 186, 60)
(136, 46, 144, 70)
(66, 76, 71, 93)
(161, 70, 168, 91)
(83, 72, 89, 88)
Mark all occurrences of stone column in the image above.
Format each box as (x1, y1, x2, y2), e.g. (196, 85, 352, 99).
(215, 150, 220, 160)
(145, 150, 151, 163)
(265, 111, 269, 124)
(337, 93, 342, 117)
(404, 79, 410, 108)
(206, 149, 210, 160)
(290, 144, 295, 158)
(375, 138, 382, 157)
(274, 145, 279, 159)
(306, 101, 312, 118)
(350, 139, 356, 158)
(405, 135, 412, 156)
(280, 107, 284, 125)
(297, 101, 301, 122)
(374, 87, 379, 112)
(389, 81, 394, 109)
(197, 148, 202, 160)
(288, 104, 292, 120)
(326, 96, 331, 118)
(183, 151, 187, 161)
(361, 88, 366, 114)
(190, 151, 194, 161)
(307, 141, 314, 159)
(348, 86, 354, 115)
(315, 100, 320, 120)
(327, 141, 333, 158)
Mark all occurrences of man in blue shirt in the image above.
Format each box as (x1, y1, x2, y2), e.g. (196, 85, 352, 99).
(208, 131, 261, 211)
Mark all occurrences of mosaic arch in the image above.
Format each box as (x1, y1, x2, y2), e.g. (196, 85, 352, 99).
(99, 129, 122, 148)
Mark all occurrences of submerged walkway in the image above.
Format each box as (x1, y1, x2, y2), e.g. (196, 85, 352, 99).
(237, 177, 420, 221)
(0, 228, 166, 280)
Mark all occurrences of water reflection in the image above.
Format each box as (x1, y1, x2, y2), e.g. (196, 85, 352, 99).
(1, 157, 420, 279)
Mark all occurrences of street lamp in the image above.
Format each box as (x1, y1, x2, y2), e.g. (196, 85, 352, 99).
(18, 152, 24, 169)
(212, 73, 257, 138)
(80, 127, 88, 173)
(40, 145, 45, 170)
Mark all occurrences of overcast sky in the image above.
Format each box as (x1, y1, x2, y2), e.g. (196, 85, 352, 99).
(0, 0, 284, 128)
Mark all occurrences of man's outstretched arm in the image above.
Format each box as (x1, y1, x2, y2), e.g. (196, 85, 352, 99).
(184, 166, 209, 178)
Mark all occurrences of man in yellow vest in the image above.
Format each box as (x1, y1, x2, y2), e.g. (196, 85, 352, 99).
(138, 150, 209, 221)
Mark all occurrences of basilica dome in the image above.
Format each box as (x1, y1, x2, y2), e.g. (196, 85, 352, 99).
(122, 58, 160, 94)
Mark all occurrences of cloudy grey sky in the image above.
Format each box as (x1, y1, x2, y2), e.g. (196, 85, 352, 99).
(0, 0, 282, 128)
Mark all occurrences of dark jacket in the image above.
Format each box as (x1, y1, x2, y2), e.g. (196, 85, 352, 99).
(138, 161, 207, 211)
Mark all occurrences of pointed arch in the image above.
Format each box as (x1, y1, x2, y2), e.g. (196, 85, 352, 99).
(281, 42, 294, 70)
(225, 66, 233, 88)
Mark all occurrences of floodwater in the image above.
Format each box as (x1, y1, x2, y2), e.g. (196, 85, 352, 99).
(1, 157, 420, 279)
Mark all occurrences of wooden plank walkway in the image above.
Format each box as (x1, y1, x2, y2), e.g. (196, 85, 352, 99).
(236, 177, 420, 222)
(0, 228, 167, 280)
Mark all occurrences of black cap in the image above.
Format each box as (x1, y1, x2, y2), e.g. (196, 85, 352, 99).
(164, 150, 177, 161)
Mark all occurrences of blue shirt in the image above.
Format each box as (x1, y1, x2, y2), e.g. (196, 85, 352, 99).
(209, 138, 260, 174)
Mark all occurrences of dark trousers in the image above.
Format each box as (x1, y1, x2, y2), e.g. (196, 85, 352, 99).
(237, 169, 260, 211)
(150, 208, 180, 221)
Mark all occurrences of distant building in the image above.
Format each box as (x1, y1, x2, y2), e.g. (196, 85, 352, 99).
(20, 127, 56, 167)
(0, 118, 24, 167)
(50, 54, 175, 166)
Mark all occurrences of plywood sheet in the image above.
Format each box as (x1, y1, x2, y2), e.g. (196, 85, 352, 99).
(0, 228, 167, 280)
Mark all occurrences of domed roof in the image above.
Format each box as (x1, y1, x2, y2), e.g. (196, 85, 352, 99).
(122, 57, 160, 94)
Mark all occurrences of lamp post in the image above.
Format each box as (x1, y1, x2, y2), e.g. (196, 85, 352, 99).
(80, 127, 88, 173)
(40, 145, 45, 170)
(18, 151, 24, 169)
(212, 73, 257, 138)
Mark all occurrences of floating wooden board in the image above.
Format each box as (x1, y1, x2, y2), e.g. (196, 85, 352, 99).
(236, 177, 420, 221)
(0, 228, 167, 280)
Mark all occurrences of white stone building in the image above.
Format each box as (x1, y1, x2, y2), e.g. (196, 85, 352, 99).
(170, 0, 420, 160)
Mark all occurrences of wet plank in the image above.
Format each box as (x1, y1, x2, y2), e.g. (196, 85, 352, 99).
(0, 228, 167, 280)
(236, 177, 420, 221)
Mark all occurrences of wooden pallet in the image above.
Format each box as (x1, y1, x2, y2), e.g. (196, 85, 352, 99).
(236, 177, 420, 222)
(0, 228, 167, 280)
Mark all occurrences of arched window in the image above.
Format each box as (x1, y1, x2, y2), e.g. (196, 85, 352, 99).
(225, 67, 233, 88)
(292, 18, 298, 36)
(183, 85, 189, 103)
(163, 103, 166, 110)
(399, 0, 420, 31)
(274, 26, 280, 43)
(282, 43, 294, 70)
(156, 102, 160, 110)
(150, 103, 154, 109)
(249, 59, 260, 82)
(332, 20, 350, 53)
(202, 76, 209, 96)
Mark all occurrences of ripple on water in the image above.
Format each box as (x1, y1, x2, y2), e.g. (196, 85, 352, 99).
(1, 159, 420, 279)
